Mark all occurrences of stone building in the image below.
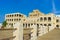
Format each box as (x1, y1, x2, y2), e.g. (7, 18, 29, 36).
(5, 9, 60, 40)
(5, 10, 59, 28)
(5, 13, 26, 27)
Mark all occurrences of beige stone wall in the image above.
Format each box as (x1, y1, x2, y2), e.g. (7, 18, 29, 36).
(0, 28, 16, 40)
(55, 17, 60, 28)
(5, 13, 27, 26)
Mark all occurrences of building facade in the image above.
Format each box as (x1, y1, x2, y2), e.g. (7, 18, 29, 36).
(5, 10, 59, 28)
(5, 13, 26, 27)
(5, 10, 60, 40)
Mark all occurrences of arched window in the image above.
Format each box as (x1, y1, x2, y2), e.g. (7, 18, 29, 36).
(15, 14, 16, 16)
(37, 24, 39, 28)
(44, 24, 47, 26)
(26, 23, 27, 28)
(40, 24, 43, 26)
(11, 23, 13, 27)
(12, 19, 13, 21)
(44, 17, 47, 21)
(10, 19, 11, 21)
(12, 15, 13, 17)
(48, 17, 51, 21)
(28, 24, 30, 27)
(19, 19, 21, 21)
(19, 14, 22, 17)
(48, 24, 51, 26)
(56, 19, 59, 22)
(17, 19, 18, 21)
(17, 14, 18, 16)
(37, 24, 39, 26)
(10, 15, 11, 17)
(40, 17, 43, 21)
(56, 25, 59, 28)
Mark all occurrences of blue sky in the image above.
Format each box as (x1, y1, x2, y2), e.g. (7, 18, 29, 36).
(0, 0, 60, 23)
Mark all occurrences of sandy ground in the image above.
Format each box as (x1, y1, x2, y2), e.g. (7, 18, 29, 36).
(38, 28, 60, 40)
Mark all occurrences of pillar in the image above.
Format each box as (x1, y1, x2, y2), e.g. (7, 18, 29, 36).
(30, 24, 37, 40)
(13, 21, 23, 40)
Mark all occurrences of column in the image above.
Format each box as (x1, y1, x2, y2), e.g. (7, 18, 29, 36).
(31, 24, 37, 40)
(13, 21, 23, 40)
